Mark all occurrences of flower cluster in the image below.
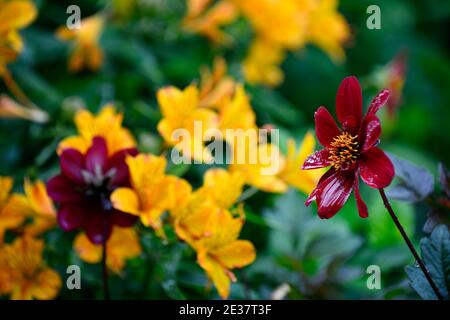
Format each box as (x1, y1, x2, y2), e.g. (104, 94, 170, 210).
(157, 58, 324, 194)
(183, 0, 350, 86)
(0, 176, 61, 300)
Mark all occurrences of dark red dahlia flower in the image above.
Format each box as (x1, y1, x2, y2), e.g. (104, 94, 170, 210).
(302, 76, 395, 219)
(47, 136, 138, 244)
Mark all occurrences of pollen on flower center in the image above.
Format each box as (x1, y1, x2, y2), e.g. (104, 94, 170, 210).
(328, 132, 359, 170)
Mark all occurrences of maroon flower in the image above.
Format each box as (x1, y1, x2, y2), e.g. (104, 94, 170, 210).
(47, 136, 138, 244)
(302, 76, 395, 219)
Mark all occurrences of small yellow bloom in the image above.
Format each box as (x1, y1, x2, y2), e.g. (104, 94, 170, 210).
(198, 57, 236, 109)
(111, 154, 191, 236)
(218, 85, 257, 134)
(242, 38, 285, 87)
(306, 0, 350, 63)
(0, 177, 24, 243)
(183, 0, 238, 45)
(196, 168, 245, 209)
(0, 0, 37, 74)
(58, 105, 136, 156)
(194, 209, 255, 299)
(56, 15, 104, 73)
(231, 0, 308, 50)
(2, 179, 56, 237)
(157, 84, 219, 162)
(0, 94, 48, 122)
(0, 236, 61, 300)
(74, 227, 142, 274)
(278, 132, 324, 194)
(230, 140, 288, 193)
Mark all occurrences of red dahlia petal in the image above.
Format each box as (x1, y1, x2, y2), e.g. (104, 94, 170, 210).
(314, 107, 341, 147)
(353, 175, 368, 218)
(85, 213, 113, 244)
(305, 168, 336, 206)
(358, 147, 395, 188)
(47, 175, 84, 202)
(111, 210, 138, 227)
(57, 204, 86, 231)
(316, 170, 355, 219)
(60, 148, 85, 184)
(367, 89, 390, 116)
(86, 136, 108, 175)
(336, 76, 362, 134)
(105, 148, 138, 186)
(359, 114, 381, 152)
(302, 149, 331, 170)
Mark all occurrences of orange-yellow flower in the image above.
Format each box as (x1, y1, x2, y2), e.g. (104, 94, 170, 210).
(58, 105, 136, 156)
(0, 0, 37, 75)
(194, 208, 255, 299)
(0, 176, 24, 243)
(0, 236, 61, 300)
(231, 0, 308, 50)
(157, 85, 219, 162)
(230, 140, 288, 193)
(56, 15, 104, 73)
(172, 168, 243, 246)
(217, 85, 257, 135)
(2, 179, 56, 237)
(242, 38, 285, 87)
(306, 0, 350, 63)
(74, 227, 142, 274)
(183, 0, 238, 45)
(198, 57, 236, 109)
(111, 154, 191, 236)
(278, 132, 324, 194)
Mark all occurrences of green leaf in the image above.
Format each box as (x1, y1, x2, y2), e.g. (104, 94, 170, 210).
(386, 154, 434, 203)
(405, 225, 450, 300)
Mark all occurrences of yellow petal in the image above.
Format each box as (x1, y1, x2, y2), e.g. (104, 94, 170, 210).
(197, 250, 231, 299)
(212, 240, 256, 269)
(57, 135, 89, 155)
(0, 176, 13, 207)
(24, 179, 56, 217)
(30, 269, 61, 300)
(0, 1, 37, 33)
(73, 232, 102, 263)
(110, 188, 140, 216)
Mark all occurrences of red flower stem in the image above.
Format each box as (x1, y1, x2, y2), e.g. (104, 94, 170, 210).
(378, 188, 443, 300)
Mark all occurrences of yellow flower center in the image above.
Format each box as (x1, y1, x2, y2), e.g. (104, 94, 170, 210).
(328, 132, 359, 170)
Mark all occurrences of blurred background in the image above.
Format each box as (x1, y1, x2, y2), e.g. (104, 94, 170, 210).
(0, 0, 449, 299)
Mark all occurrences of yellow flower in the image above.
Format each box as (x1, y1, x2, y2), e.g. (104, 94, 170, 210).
(306, 0, 350, 63)
(198, 57, 236, 109)
(231, 0, 308, 49)
(0, 0, 37, 74)
(183, 0, 238, 45)
(242, 38, 285, 87)
(278, 132, 324, 194)
(157, 84, 219, 162)
(56, 15, 104, 73)
(0, 236, 61, 300)
(218, 85, 257, 134)
(0, 177, 24, 243)
(0, 94, 48, 122)
(230, 140, 288, 193)
(58, 105, 136, 156)
(111, 154, 191, 236)
(197, 168, 245, 209)
(2, 179, 56, 237)
(194, 208, 255, 299)
(74, 227, 142, 274)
